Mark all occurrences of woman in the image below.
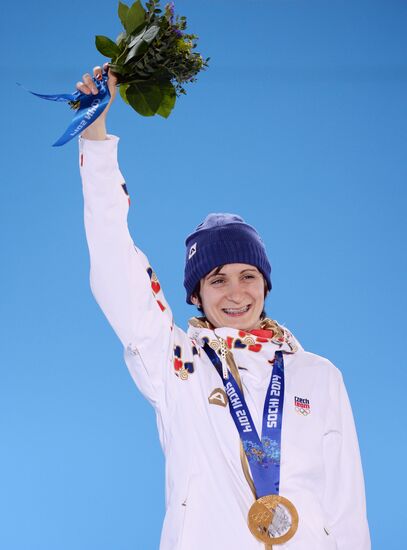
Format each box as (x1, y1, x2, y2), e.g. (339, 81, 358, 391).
(77, 65, 370, 550)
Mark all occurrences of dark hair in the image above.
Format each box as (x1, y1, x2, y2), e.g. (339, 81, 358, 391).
(191, 265, 268, 319)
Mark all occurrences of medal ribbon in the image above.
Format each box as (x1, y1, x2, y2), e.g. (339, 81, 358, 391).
(21, 72, 111, 147)
(203, 343, 285, 498)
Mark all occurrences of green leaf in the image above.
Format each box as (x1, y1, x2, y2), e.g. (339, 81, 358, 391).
(125, 0, 146, 34)
(119, 83, 130, 104)
(118, 1, 129, 27)
(143, 25, 160, 44)
(95, 35, 121, 58)
(124, 33, 150, 63)
(128, 27, 147, 47)
(127, 41, 149, 65)
(126, 81, 162, 116)
(116, 31, 126, 46)
(109, 63, 128, 76)
(137, 40, 149, 57)
(156, 81, 176, 118)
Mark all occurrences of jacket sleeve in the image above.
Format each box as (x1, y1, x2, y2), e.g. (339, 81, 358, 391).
(322, 368, 371, 550)
(79, 135, 174, 407)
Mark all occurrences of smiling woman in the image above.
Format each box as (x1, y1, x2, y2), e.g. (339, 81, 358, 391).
(184, 213, 271, 331)
(77, 64, 371, 550)
(191, 263, 266, 331)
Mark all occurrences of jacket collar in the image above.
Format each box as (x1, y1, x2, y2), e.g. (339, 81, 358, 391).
(187, 317, 300, 354)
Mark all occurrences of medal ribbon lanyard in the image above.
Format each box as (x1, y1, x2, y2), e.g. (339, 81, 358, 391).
(203, 343, 285, 499)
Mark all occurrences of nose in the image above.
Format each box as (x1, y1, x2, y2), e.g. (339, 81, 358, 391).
(225, 280, 244, 303)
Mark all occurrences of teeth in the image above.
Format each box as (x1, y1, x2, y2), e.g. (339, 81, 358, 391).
(223, 306, 249, 314)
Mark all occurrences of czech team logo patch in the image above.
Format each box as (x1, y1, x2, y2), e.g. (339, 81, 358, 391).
(294, 396, 311, 416)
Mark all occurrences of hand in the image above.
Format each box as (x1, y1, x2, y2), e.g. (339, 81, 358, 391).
(78, 63, 118, 140)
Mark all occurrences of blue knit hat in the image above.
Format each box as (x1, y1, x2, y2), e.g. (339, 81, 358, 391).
(184, 213, 272, 304)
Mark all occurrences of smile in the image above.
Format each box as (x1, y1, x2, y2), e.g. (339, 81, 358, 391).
(222, 305, 251, 316)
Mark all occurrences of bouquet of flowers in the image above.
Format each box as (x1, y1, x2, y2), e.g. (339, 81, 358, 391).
(94, 0, 209, 117)
(25, 0, 208, 146)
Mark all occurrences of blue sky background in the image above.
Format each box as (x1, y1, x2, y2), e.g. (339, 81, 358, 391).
(1, 0, 406, 548)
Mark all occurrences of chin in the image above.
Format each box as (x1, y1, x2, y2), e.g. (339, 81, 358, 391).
(219, 313, 260, 331)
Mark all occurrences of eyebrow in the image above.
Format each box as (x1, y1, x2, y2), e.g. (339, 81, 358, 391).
(205, 268, 258, 280)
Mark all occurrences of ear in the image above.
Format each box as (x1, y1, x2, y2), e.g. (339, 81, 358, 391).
(262, 274, 271, 297)
(190, 294, 200, 307)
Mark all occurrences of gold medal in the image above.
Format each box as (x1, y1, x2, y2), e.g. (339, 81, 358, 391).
(248, 494, 299, 546)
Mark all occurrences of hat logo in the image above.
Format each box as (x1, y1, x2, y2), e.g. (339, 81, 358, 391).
(188, 242, 197, 260)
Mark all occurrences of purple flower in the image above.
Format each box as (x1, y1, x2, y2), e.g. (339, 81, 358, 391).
(173, 28, 183, 37)
(167, 2, 175, 15)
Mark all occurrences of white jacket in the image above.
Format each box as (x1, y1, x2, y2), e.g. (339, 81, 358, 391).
(79, 135, 370, 550)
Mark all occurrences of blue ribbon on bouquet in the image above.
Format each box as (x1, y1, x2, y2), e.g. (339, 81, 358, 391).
(22, 73, 111, 147)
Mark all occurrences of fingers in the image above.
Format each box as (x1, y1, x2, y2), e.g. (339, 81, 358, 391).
(101, 62, 118, 87)
(94, 64, 117, 88)
(75, 65, 117, 96)
(84, 72, 98, 94)
(93, 65, 103, 81)
(76, 72, 98, 95)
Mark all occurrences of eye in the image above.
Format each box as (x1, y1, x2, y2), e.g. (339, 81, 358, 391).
(210, 278, 225, 285)
(242, 274, 256, 280)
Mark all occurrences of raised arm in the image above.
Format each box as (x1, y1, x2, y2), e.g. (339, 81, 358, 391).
(79, 66, 174, 406)
(78, 64, 117, 141)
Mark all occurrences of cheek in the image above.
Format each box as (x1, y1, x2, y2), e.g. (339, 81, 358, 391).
(253, 286, 266, 308)
(202, 290, 228, 319)
(200, 287, 217, 311)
